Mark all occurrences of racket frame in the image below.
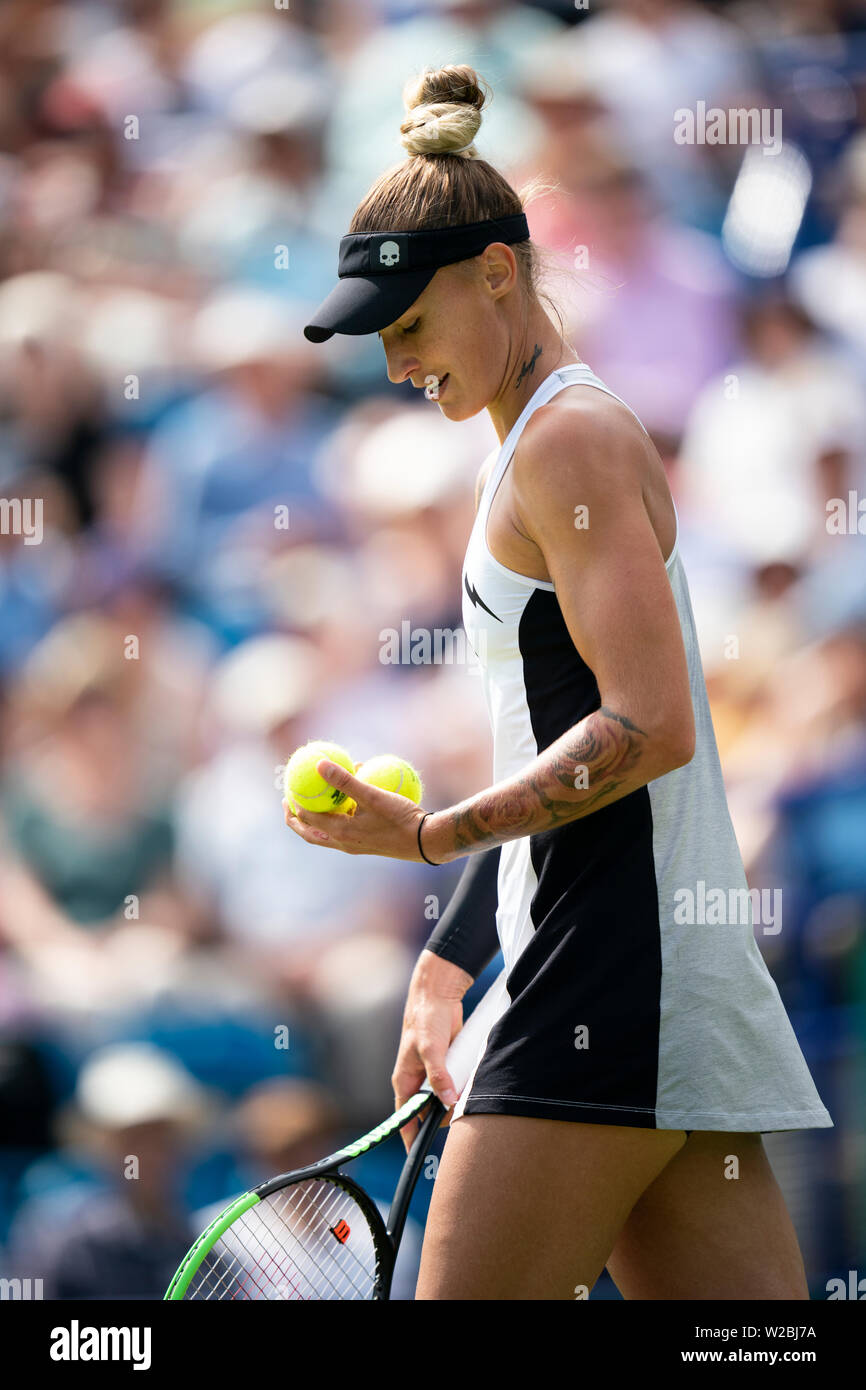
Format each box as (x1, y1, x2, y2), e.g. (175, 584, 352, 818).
(165, 1089, 444, 1301)
(166, 967, 509, 1300)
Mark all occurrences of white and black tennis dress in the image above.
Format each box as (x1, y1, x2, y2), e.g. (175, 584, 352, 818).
(429, 361, 832, 1134)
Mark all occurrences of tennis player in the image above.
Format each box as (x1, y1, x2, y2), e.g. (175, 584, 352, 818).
(286, 65, 833, 1300)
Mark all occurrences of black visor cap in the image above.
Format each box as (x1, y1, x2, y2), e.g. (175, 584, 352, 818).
(303, 266, 437, 343)
(303, 214, 530, 343)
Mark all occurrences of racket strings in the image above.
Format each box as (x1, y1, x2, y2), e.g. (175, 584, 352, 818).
(184, 1177, 384, 1300)
(270, 1182, 377, 1296)
(192, 1187, 356, 1301)
(219, 1184, 370, 1301)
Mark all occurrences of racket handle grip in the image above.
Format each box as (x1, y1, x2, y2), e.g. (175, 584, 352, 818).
(420, 967, 508, 1099)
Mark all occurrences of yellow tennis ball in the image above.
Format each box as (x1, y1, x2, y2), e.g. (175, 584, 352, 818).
(355, 754, 423, 803)
(284, 740, 356, 814)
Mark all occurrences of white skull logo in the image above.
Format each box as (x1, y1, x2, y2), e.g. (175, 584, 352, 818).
(379, 241, 400, 267)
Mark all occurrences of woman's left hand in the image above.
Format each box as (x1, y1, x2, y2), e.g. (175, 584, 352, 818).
(283, 758, 429, 861)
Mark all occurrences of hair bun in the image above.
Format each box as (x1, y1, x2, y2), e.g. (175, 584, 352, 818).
(400, 64, 487, 158)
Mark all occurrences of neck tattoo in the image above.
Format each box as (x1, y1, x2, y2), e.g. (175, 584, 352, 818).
(515, 343, 542, 389)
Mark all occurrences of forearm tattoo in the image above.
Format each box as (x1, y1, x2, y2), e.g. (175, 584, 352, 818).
(445, 706, 651, 855)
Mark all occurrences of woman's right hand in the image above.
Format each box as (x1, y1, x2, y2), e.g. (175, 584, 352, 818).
(392, 949, 474, 1152)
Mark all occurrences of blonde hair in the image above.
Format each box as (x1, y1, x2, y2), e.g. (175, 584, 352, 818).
(349, 64, 569, 336)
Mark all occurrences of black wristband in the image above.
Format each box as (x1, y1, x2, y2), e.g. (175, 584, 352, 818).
(417, 811, 439, 866)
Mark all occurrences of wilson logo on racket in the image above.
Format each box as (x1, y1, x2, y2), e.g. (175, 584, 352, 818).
(330, 1220, 351, 1244)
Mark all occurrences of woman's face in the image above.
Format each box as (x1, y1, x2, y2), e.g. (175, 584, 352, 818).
(377, 251, 515, 420)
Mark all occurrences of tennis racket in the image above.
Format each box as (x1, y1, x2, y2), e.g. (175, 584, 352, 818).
(165, 969, 507, 1300)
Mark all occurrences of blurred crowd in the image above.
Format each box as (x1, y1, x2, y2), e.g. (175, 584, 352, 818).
(0, 0, 865, 1299)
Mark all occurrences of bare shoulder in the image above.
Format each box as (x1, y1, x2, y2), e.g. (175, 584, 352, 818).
(515, 385, 649, 497)
(514, 383, 650, 480)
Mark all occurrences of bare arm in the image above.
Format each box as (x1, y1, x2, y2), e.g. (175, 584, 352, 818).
(284, 410, 693, 873)
(422, 404, 695, 866)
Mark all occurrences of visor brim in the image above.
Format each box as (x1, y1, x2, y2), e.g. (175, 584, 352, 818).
(303, 268, 437, 343)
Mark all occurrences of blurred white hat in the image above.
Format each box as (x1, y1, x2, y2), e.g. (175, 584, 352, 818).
(263, 545, 357, 629)
(21, 611, 130, 715)
(327, 406, 491, 517)
(82, 288, 185, 376)
(516, 39, 604, 104)
(0, 271, 83, 346)
(191, 288, 312, 371)
(183, 13, 319, 110)
(75, 1043, 207, 1130)
(210, 632, 320, 734)
(228, 70, 331, 138)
